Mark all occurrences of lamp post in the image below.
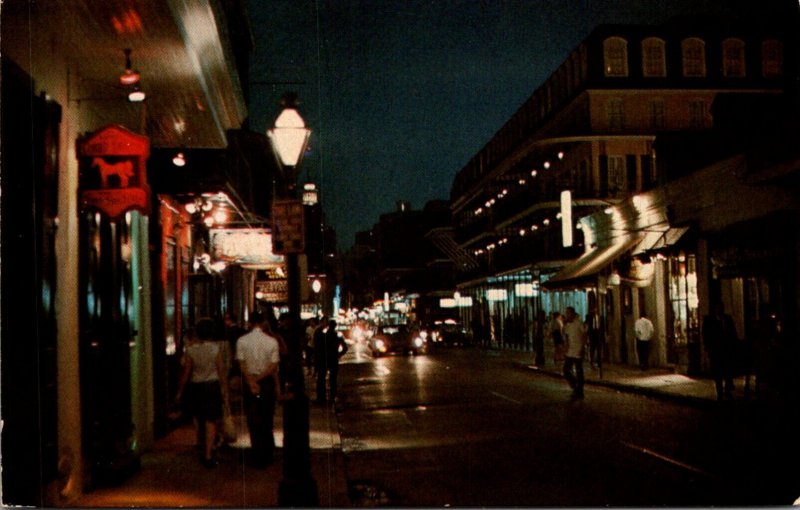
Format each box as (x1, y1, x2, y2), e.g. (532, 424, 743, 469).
(267, 93, 318, 506)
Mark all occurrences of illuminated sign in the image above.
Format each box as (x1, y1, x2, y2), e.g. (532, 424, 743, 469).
(256, 279, 287, 302)
(486, 289, 508, 302)
(440, 298, 457, 308)
(209, 228, 284, 265)
(515, 283, 535, 297)
(561, 190, 573, 248)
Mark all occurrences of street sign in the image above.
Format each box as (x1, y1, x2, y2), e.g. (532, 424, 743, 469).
(271, 199, 305, 254)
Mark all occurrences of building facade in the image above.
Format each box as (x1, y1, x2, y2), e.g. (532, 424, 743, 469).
(447, 11, 797, 373)
(1, 1, 259, 505)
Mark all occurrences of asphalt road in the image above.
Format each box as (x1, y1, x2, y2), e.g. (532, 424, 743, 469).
(334, 346, 800, 507)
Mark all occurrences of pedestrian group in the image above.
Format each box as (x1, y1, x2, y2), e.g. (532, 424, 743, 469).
(176, 300, 747, 470)
(176, 310, 348, 469)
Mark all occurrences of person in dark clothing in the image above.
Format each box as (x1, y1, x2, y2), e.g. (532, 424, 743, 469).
(314, 319, 348, 403)
(532, 309, 546, 367)
(587, 305, 602, 369)
(272, 312, 291, 394)
(703, 302, 739, 400)
(224, 312, 247, 377)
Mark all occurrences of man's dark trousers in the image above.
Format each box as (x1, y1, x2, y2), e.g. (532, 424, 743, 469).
(563, 356, 584, 396)
(243, 377, 276, 466)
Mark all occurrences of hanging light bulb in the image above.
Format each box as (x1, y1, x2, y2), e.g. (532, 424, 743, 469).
(172, 152, 186, 167)
(128, 85, 146, 102)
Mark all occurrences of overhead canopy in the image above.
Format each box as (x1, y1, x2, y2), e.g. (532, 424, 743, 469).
(632, 225, 690, 255)
(542, 236, 643, 291)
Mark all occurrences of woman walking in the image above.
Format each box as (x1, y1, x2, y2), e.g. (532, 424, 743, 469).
(176, 317, 228, 468)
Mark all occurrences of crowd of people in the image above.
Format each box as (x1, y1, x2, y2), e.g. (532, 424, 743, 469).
(175, 300, 751, 468)
(530, 302, 743, 401)
(175, 309, 347, 469)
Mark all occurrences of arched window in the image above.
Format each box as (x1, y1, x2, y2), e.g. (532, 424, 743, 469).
(642, 37, 666, 77)
(681, 38, 706, 77)
(722, 38, 746, 77)
(762, 39, 783, 77)
(604, 37, 629, 77)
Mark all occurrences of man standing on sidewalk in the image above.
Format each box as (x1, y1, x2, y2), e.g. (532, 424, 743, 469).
(563, 307, 588, 399)
(634, 314, 655, 370)
(702, 302, 739, 400)
(236, 311, 282, 468)
(587, 305, 602, 368)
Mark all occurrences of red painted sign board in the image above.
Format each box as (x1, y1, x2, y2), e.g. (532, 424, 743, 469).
(77, 125, 150, 219)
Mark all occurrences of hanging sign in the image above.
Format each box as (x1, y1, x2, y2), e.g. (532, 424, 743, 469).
(209, 228, 283, 265)
(271, 199, 305, 254)
(256, 279, 288, 303)
(561, 190, 573, 248)
(77, 125, 150, 219)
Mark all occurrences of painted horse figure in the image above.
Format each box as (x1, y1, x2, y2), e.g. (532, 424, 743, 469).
(91, 157, 135, 188)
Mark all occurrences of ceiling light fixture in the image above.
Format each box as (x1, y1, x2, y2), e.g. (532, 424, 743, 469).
(119, 48, 140, 86)
(172, 152, 186, 167)
(127, 85, 146, 102)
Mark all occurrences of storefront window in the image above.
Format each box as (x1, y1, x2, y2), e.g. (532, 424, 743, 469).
(668, 252, 699, 345)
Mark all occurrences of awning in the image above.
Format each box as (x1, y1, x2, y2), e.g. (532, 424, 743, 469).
(632, 226, 690, 255)
(542, 236, 643, 291)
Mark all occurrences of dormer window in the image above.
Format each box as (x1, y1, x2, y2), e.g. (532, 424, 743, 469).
(762, 39, 783, 77)
(722, 38, 746, 77)
(681, 38, 706, 77)
(604, 37, 629, 77)
(642, 37, 666, 77)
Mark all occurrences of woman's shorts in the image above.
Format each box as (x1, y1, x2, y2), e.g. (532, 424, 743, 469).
(188, 380, 222, 421)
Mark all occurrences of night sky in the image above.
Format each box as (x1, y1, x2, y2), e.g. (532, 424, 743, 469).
(245, 1, 716, 250)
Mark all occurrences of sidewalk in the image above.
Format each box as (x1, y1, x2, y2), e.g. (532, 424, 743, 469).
(71, 349, 753, 508)
(71, 397, 349, 508)
(492, 347, 753, 406)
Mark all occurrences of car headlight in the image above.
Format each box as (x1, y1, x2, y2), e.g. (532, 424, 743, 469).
(374, 339, 386, 351)
(413, 336, 424, 348)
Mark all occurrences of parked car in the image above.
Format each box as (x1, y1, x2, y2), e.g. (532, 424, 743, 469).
(368, 324, 427, 357)
(427, 320, 469, 347)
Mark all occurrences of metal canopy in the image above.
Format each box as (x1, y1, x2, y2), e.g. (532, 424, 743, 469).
(542, 236, 643, 290)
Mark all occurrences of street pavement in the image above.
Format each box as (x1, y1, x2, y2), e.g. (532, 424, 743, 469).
(70, 349, 757, 508)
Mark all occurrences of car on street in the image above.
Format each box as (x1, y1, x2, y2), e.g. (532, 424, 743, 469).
(427, 319, 469, 347)
(368, 323, 427, 357)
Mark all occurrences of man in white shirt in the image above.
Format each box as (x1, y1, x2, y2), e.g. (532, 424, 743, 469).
(562, 307, 588, 399)
(236, 310, 281, 468)
(634, 314, 655, 370)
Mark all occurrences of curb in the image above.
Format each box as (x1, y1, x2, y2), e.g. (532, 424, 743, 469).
(517, 362, 717, 408)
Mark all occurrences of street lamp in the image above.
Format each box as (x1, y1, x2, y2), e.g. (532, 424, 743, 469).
(267, 93, 317, 506)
